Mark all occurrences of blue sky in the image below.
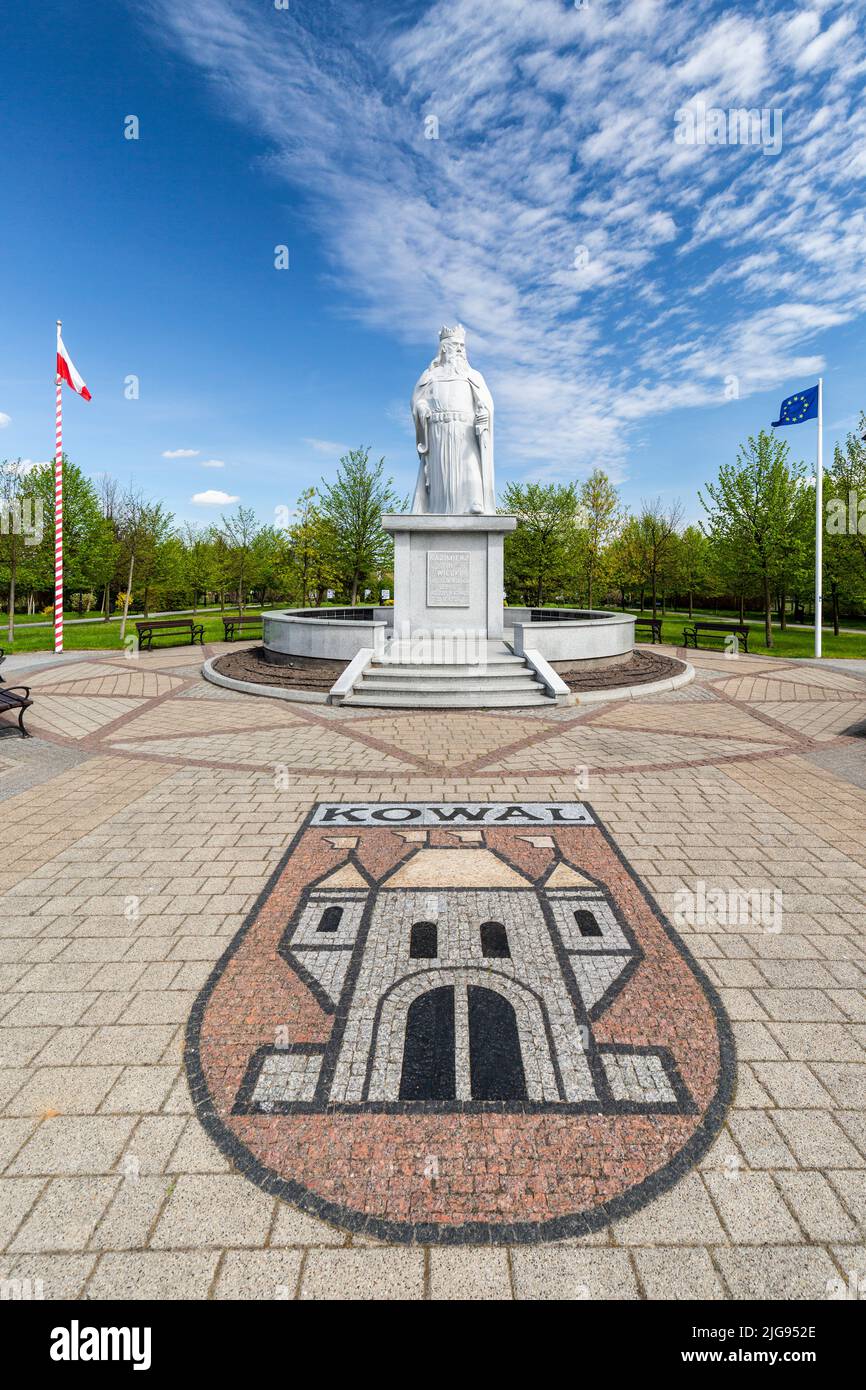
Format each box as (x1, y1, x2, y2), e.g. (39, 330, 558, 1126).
(1, 0, 864, 527)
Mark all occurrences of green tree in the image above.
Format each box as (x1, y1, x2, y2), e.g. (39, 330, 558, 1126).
(635, 498, 684, 617)
(318, 449, 398, 605)
(578, 469, 620, 609)
(501, 481, 583, 606)
(282, 488, 339, 606)
(676, 525, 711, 619)
(700, 430, 807, 648)
(219, 506, 261, 616)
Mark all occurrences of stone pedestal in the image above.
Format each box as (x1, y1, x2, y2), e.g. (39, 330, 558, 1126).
(382, 514, 517, 640)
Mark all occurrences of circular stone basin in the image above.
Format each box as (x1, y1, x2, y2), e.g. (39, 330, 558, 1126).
(507, 607, 635, 666)
(262, 607, 390, 662)
(262, 605, 636, 668)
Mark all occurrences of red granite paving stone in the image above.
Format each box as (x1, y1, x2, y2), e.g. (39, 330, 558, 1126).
(196, 822, 726, 1232)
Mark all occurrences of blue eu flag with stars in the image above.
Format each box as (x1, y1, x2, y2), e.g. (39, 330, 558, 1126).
(772, 385, 819, 427)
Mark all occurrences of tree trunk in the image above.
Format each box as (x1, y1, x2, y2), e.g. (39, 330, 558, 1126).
(651, 574, 658, 618)
(7, 533, 17, 642)
(738, 592, 745, 623)
(779, 586, 787, 631)
(763, 574, 773, 648)
(143, 585, 150, 619)
(832, 582, 840, 637)
(120, 552, 135, 642)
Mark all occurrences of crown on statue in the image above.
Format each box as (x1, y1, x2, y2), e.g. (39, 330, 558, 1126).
(438, 323, 466, 345)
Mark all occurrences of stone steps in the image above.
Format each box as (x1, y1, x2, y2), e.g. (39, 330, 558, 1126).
(341, 650, 552, 708)
(344, 688, 550, 708)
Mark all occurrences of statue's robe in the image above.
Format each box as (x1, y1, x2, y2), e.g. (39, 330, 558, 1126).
(410, 363, 495, 515)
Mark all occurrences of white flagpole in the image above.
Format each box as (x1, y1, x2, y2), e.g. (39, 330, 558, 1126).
(815, 377, 823, 660)
(55, 320, 64, 654)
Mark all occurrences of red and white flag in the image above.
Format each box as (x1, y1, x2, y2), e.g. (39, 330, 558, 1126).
(56, 326, 91, 400)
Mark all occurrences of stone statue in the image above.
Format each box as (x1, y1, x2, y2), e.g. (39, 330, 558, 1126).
(411, 325, 495, 515)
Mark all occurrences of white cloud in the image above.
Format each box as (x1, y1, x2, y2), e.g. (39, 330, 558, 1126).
(303, 438, 350, 455)
(200, 458, 225, 468)
(145, 0, 866, 480)
(0, 412, 10, 428)
(11, 458, 49, 474)
(163, 447, 200, 458)
(191, 489, 239, 505)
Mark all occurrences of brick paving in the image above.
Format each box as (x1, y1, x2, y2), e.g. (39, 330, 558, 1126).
(0, 641, 864, 1300)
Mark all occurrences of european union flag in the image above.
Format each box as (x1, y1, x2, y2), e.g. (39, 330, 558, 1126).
(772, 385, 819, 427)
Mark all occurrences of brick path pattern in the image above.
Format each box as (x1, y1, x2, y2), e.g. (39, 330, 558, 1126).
(1, 642, 865, 1300)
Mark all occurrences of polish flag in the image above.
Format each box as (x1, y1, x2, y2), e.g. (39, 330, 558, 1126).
(56, 327, 91, 400)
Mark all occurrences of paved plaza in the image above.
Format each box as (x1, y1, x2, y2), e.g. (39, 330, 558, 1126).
(1, 642, 865, 1300)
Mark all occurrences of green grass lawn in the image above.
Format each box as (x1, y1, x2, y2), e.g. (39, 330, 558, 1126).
(2, 605, 864, 660)
(1, 610, 266, 654)
(635, 615, 865, 660)
(625, 604, 866, 633)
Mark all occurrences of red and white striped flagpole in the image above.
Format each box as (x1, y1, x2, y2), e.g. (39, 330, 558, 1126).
(55, 320, 64, 653)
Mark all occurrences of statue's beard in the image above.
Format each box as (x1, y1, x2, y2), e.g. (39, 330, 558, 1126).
(438, 350, 468, 374)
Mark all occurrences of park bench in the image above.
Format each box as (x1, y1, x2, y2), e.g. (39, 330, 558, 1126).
(683, 620, 749, 653)
(0, 685, 33, 737)
(634, 616, 662, 644)
(222, 614, 263, 641)
(135, 618, 204, 651)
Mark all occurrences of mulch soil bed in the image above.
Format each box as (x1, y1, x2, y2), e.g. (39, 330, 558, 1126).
(552, 648, 686, 692)
(212, 646, 346, 693)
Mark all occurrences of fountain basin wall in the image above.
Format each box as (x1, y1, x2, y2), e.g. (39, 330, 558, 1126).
(509, 609, 635, 664)
(262, 607, 389, 662)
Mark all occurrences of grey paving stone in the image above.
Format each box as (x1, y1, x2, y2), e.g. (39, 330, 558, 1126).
(86, 1250, 219, 1300)
(214, 1249, 304, 1300)
(770, 1110, 864, 1168)
(269, 1202, 346, 1247)
(766, 1023, 865, 1062)
(1, 1253, 97, 1299)
(7, 1065, 121, 1116)
(89, 1175, 173, 1250)
(99, 1066, 179, 1114)
(9, 1177, 119, 1253)
(632, 1247, 725, 1300)
(812, 1062, 866, 1108)
(0, 1027, 54, 1067)
(612, 1173, 727, 1245)
(827, 1248, 866, 1300)
(29, 1027, 95, 1067)
(163, 1120, 232, 1173)
(429, 1247, 512, 1300)
(731, 1022, 786, 1061)
(775, 1171, 861, 1242)
(704, 1171, 802, 1244)
(299, 1248, 425, 1300)
(713, 1246, 840, 1300)
(2, 994, 98, 1027)
(751, 1061, 835, 1108)
(7, 1116, 137, 1176)
(726, 1112, 798, 1169)
(511, 1248, 639, 1300)
(75, 1025, 177, 1065)
(0, 1177, 45, 1248)
(120, 1116, 186, 1174)
(149, 1174, 274, 1249)
(0, 1117, 38, 1172)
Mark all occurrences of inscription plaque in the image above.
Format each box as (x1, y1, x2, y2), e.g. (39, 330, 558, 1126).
(427, 550, 471, 607)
